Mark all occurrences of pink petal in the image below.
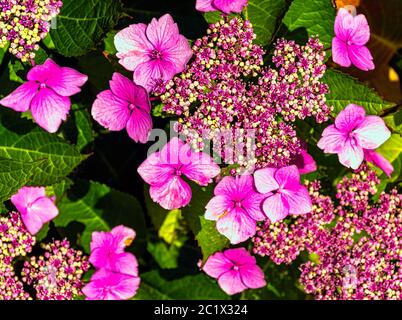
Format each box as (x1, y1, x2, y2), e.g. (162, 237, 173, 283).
(216, 207, 257, 244)
(348, 45, 375, 71)
(274, 165, 300, 190)
(45, 66, 88, 97)
(10, 186, 46, 216)
(253, 168, 279, 194)
(214, 176, 237, 196)
(115, 23, 152, 71)
(110, 225, 136, 250)
(223, 247, 256, 266)
(334, 8, 354, 41)
(160, 137, 186, 166)
(294, 149, 317, 175)
(354, 116, 391, 149)
(163, 34, 193, 73)
(137, 152, 175, 186)
(335, 104, 366, 132)
(134, 60, 176, 92)
(332, 37, 351, 68)
(205, 194, 233, 221)
(241, 192, 266, 221)
(91, 90, 130, 131)
(350, 14, 370, 46)
(112, 252, 139, 277)
(262, 193, 289, 223)
(213, 0, 248, 14)
(239, 264, 266, 289)
(218, 270, 247, 295)
(149, 176, 192, 210)
(338, 139, 364, 169)
(196, 0, 215, 12)
(145, 14, 179, 49)
(0, 82, 39, 112)
(29, 197, 59, 224)
(364, 149, 394, 178)
(317, 125, 347, 153)
(27, 59, 60, 83)
(126, 107, 153, 143)
(281, 186, 312, 215)
(30, 88, 71, 133)
(203, 252, 232, 279)
(21, 211, 43, 235)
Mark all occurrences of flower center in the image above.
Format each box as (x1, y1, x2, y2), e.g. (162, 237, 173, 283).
(175, 168, 182, 176)
(233, 265, 239, 271)
(149, 49, 163, 60)
(39, 83, 47, 89)
(234, 201, 243, 208)
(128, 103, 137, 111)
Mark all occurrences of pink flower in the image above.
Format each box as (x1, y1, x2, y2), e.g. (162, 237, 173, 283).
(203, 248, 266, 295)
(10, 186, 59, 235)
(363, 149, 393, 177)
(114, 14, 193, 92)
(332, 8, 374, 71)
(89, 225, 138, 276)
(138, 137, 220, 210)
(82, 269, 140, 300)
(205, 175, 266, 244)
(317, 104, 391, 170)
(254, 165, 312, 223)
(196, 0, 248, 14)
(0, 59, 87, 133)
(91, 73, 152, 143)
(292, 148, 317, 175)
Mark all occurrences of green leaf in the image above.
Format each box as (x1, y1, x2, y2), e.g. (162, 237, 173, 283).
(54, 180, 146, 253)
(144, 185, 169, 230)
(147, 241, 180, 270)
(50, 0, 123, 57)
(376, 134, 402, 182)
(0, 158, 39, 202)
(8, 60, 24, 84)
(158, 209, 183, 245)
(134, 270, 229, 300)
(0, 110, 85, 185)
(248, 0, 289, 45)
(282, 0, 336, 48)
(183, 183, 229, 261)
(103, 30, 117, 55)
(323, 69, 394, 115)
(203, 11, 236, 25)
(384, 109, 402, 136)
(0, 44, 8, 65)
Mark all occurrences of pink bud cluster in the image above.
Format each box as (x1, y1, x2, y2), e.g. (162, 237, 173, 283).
(158, 17, 332, 169)
(0, 0, 63, 62)
(22, 239, 89, 300)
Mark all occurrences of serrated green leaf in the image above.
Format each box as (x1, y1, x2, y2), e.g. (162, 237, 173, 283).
(323, 69, 394, 115)
(134, 270, 229, 300)
(283, 0, 336, 48)
(54, 180, 146, 253)
(183, 183, 229, 261)
(0, 110, 85, 185)
(50, 0, 122, 57)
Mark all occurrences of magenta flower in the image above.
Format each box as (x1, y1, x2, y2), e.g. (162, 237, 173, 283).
(317, 104, 391, 170)
(292, 148, 317, 175)
(332, 8, 374, 71)
(363, 149, 393, 177)
(203, 248, 266, 295)
(10, 186, 58, 235)
(254, 165, 312, 223)
(91, 73, 152, 143)
(196, 0, 248, 14)
(205, 175, 266, 244)
(89, 225, 138, 276)
(82, 269, 140, 300)
(138, 137, 220, 210)
(0, 59, 87, 133)
(114, 14, 193, 92)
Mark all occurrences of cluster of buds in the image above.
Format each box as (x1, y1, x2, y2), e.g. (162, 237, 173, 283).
(0, 0, 63, 62)
(22, 239, 89, 300)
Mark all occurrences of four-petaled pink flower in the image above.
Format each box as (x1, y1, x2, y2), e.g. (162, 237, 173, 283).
(138, 137, 220, 210)
(0, 58, 87, 133)
(91, 73, 152, 143)
(82, 268, 140, 300)
(254, 165, 312, 223)
(332, 8, 374, 71)
(11, 186, 59, 235)
(317, 104, 391, 171)
(203, 248, 266, 295)
(205, 175, 266, 244)
(84, 225, 140, 300)
(114, 14, 193, 92)
(196, 0, 248, 14)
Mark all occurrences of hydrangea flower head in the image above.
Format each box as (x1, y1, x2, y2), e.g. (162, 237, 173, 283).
(91, 73, 152, 143)
(196, 0, 248, 14)
(0, 59, 88, 133)
(203, 248, 266, 295)
(138, 137, 220, 210)
(115, 14, 193, 92)
(254, 165, 312, 222)
(317, 104, 391, 170)
(332, 8, 374, 71)
(10, 186, 59, 235)
(205, 175, 266, 244)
